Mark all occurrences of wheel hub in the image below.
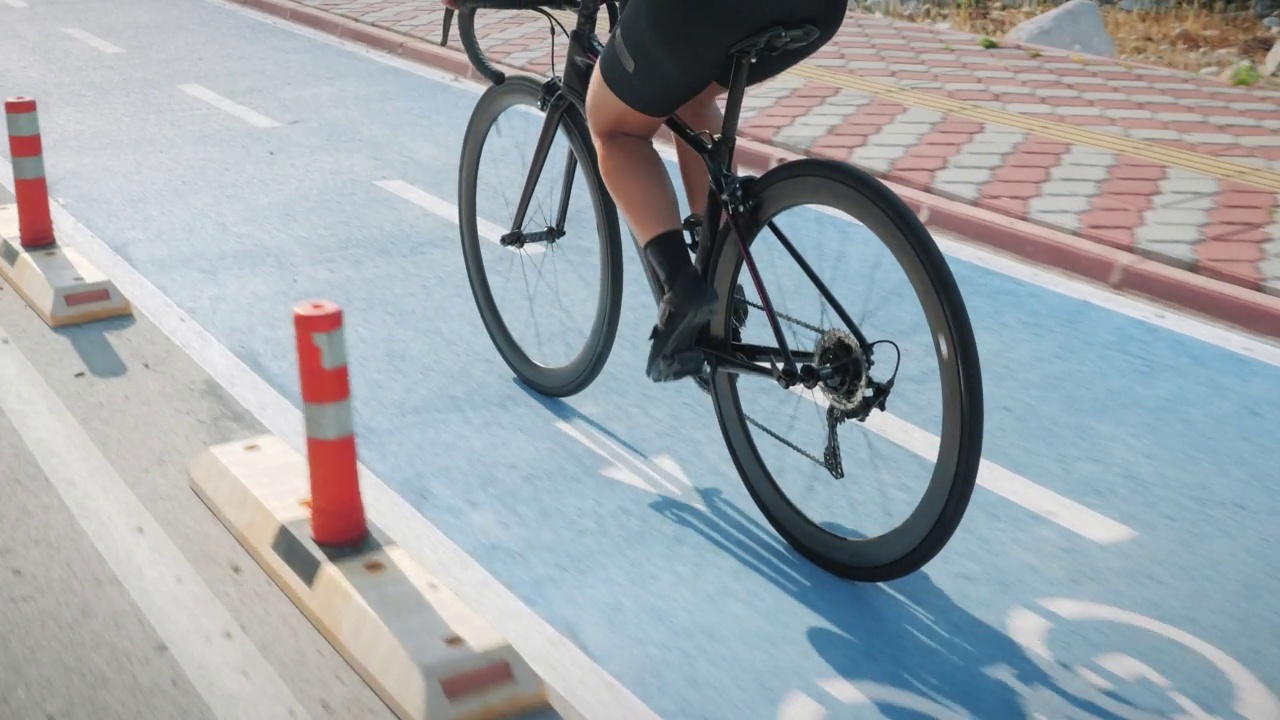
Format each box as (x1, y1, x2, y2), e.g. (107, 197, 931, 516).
(813, 329, 868, 412)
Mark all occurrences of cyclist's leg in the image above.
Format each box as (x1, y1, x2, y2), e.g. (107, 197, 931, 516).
(672, 84, 728, 221)
(588, 0, 729, 381)
(675, 1, 848, 219)
(583, 73, 685, 248)
(590, 0, 848, 248)
(588, 1, 725, 244)
(587, 0, 847, 381)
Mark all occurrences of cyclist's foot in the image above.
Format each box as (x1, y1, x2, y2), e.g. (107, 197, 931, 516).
(642, 227, 718, 383)
(646, 267, 718, 383)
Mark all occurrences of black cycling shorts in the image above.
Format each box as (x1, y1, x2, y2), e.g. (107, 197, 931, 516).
(598, 0, 848, 119)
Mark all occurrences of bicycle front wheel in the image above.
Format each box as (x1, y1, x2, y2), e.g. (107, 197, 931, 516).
(458, 75, 624, 397)
(705, 157, 984, 582)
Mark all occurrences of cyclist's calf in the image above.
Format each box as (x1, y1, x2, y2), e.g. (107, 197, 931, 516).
(584, 64, 684, 246)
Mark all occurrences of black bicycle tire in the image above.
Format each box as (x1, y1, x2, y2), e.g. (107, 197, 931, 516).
(705, 157, 984, 583)
(458, 74, 624, 397)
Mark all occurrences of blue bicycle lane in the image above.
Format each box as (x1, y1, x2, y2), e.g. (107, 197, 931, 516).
(3, 0, 1279, 717)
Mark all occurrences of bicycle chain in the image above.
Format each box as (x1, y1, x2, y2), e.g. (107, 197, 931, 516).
(745, 412, 843, 478)
(743, 297, 825, 335)
(728, 293, 847, 478)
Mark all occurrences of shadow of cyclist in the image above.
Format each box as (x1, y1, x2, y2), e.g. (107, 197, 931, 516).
(510, 379, 1133, 718)
(649, 485, 1133, 719)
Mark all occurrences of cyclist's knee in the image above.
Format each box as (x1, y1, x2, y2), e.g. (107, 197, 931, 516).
(586, 66, 663, 147)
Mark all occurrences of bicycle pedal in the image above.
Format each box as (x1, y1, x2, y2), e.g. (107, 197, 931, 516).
(669, 349, 706, 378)
(648, 349, 705, 383)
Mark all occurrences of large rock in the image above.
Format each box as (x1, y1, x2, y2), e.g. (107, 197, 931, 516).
(1266, 39, 1280, 77)
(1005, 0, 1117, 58)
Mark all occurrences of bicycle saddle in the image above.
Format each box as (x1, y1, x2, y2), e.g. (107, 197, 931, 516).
(728, 25, 822, 58)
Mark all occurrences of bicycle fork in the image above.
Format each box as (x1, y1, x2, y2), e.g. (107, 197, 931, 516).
(500, 87, 575, 251)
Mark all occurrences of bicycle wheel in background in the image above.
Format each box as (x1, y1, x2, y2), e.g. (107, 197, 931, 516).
(704, 158, 985, 582)
(458, 75, 624, 397)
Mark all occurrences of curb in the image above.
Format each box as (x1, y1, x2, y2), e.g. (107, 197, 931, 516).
(0, 203, 133, 327)
(225, 0, 1280, 341)
(189, 434, 552, 720)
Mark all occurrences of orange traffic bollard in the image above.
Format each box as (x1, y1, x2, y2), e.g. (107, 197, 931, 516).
(293, 299, 368, 547)
(5, 97, 55, 249)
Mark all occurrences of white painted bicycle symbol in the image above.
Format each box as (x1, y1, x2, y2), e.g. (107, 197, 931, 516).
(779, 598, 1280, 720)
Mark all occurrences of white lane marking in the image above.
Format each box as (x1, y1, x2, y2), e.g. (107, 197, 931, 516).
(375, 179, 546, 255)
(0, 326, 313, 720)
(1, 0, 28, 8)
(178, 83, 281, 129)
(0, 158, 661, 720)
(554, 418, 705, 509)
(62, 28, 125, 53)
(792, 384, 1137, 544)
(216, 0, 1280, 368)
(777, 690, 827, 719)
(816, 677, 869, 704)
(933, 232, 1280, 368)
(1009, 598, 1280, 720)
(818, 678, 970, 718)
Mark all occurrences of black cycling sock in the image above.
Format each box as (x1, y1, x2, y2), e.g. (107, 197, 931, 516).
(643, 228, 692, 294)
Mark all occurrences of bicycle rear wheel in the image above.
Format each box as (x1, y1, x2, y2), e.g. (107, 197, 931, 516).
(704, 158, 984, 582)
(458, 75, 624, 397)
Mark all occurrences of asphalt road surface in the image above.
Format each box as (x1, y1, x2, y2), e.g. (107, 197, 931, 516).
(0, 219, 396, 720)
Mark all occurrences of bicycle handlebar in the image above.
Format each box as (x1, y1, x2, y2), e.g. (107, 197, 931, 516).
(441, 0, 616, 86)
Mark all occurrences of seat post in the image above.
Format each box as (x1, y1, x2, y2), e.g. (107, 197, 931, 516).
(720, 53, 754, 145)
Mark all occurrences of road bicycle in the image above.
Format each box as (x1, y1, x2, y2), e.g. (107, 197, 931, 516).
(442, 0, 985, 582)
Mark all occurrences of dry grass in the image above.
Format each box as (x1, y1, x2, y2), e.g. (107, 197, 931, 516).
(878, 1, 1278, 83)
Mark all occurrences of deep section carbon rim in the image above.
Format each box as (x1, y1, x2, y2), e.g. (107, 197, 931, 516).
(706, 158, 984, 582)
(458, 75, 623, 397)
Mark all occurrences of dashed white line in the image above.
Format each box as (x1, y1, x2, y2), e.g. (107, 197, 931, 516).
(794, 386, 1138, 545)
(0, 323, 313, 720)
(63, 28, 125, 54)
(178, 83, 281, 129)
(375, 179, 545, 255)
(1, 0, 28, 8)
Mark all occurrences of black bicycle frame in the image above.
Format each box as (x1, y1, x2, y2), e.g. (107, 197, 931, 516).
(501, 0, 832, 384)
